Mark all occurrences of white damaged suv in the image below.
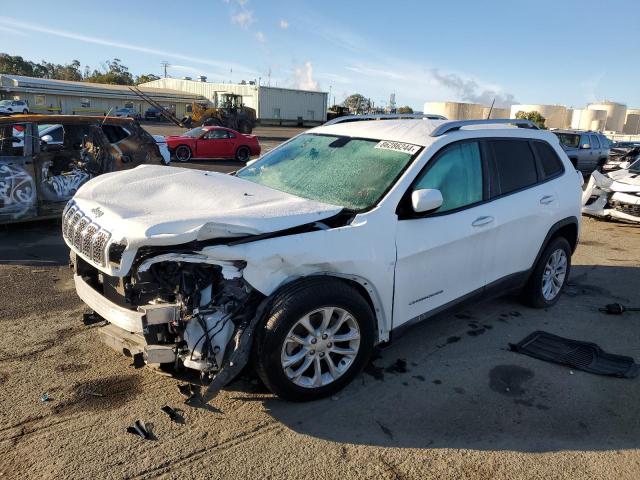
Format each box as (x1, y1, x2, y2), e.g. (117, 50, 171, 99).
(64, 116, 582, 401)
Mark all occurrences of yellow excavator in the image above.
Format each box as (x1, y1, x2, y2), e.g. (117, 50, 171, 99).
(129, 87, 257, 133)
(182, 93, 256, 133)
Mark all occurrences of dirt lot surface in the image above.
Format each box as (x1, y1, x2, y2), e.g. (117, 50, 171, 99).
(1, 126, 640, 479)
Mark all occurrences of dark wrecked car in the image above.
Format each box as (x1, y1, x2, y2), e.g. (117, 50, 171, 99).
(0, 115, 166, 224)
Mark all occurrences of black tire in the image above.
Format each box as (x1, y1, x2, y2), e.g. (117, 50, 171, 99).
(254, 278, 375, 402)
(521, 236, 572, 308)
(238, 121, 252, 134)
(203, 117, 222, 126)
(235, 146, 250, 162)
(174, 145, 192, 162)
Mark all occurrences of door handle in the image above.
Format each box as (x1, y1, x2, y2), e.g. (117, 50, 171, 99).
(540, 195, 555, 205)
(472, 216, 494, 227)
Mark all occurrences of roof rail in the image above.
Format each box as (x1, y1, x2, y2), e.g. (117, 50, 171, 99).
(324, 113, 447, 126)
(430, 119, 539, 137)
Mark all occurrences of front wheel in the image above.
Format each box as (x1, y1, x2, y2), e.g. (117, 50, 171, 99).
(254, 279, 375, 401)
(174, 145, 192, 162)
(521, 237, 571, 308)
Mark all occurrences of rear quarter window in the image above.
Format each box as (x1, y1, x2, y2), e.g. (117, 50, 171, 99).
(489, 139, 538, 196)
(532, 141, 564, 179)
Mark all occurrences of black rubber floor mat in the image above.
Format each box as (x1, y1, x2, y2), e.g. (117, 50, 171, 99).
(510, 331, 639, 378)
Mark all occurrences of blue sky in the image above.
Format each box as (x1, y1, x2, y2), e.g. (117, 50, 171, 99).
(1, 0, 638, 110)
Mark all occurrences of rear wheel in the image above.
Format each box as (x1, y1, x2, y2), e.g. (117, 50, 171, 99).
(235, 146, 250, 162)
(521, 237, 571, 308)
(174, 145, 192, 162)
(254, 279, 375, 401)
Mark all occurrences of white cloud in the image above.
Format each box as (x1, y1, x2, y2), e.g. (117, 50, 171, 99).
(294, 61, 319, 91)
(0, 16, 258, 76)
(256, 31, 266, 43)
(0, 25, 27, 36)
(231, 9, 254, 28)
(279, 19, 289, 29)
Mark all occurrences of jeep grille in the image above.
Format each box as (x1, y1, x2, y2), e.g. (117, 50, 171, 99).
(62, 202, 111, 266)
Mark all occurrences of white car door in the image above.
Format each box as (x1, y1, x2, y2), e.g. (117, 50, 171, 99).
(393, 140, 494, 328)
(481, 139, 563, 285)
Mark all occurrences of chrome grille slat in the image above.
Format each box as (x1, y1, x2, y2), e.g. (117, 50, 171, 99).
(62, 203, 111, 267)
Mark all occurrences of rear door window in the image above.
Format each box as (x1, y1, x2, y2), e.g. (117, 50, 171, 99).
(590, 135, 601, 149)
(532, 141, 564, 179)
(489, 139, 538, 196)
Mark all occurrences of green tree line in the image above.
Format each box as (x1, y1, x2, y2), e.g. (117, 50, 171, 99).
(0, 53, 159, 85)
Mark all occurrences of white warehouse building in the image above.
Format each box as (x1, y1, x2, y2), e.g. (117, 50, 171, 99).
(587, 101, 627, 133)
(141, 77, 328, 125)
(509, 104, 571, 129)
(423, 101, 510, 120)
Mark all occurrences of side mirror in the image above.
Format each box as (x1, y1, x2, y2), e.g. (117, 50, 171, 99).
(580, 143, 590, 149)
(41, 134, 53, 144)
(411, 188, 443, 214)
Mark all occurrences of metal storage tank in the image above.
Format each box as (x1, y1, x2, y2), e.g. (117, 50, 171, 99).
(423, 101, 485, 120)
(587, 101, 627, 132)
(623, 108, 640, 134)
(481, 106, 510, 119)
(571, 108, 607, 131)
(509, 104, 569, 129)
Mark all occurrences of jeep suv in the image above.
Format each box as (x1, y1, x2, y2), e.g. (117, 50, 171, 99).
(0, 99, 29, 115)
(65, 117, 582, 402)
(552, 129, 610, 174)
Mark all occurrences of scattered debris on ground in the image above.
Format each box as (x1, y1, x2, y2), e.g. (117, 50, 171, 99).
(126, 420, 156, 440)
(599, 303, 640, 315)
(385, 359, 408, 374)
(510, 331, 639, 378)
(161, 405, 185, 424)
(40, 392, 51, 402)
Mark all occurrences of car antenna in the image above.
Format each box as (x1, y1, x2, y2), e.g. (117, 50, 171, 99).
(101, 107, 114, 125)
(486, 98, 495, 119)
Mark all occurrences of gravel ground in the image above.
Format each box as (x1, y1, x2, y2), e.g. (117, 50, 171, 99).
(0, 127, 639, 478)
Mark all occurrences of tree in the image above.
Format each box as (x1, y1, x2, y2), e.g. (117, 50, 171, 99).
(397, 105, 413, 114)
(84, 59, 134, 85)
(0, 53, 36, 76)
(136, 73, 160, 85)
(342, 93, 371, 114)
(515, 110, 546, 129)
(0, 53, 82, 80)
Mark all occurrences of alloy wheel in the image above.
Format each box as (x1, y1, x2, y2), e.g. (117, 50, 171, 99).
(541, 249, 567, 301)
(280, 307, 361, 389)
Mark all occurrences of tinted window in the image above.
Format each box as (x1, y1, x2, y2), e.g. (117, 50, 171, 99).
(590, 135, 600, 148)
(413, 141, 483, 213)
(533, 141, 564, 178)
(580, 134, 590, 147)
(490, 140, 538, 195)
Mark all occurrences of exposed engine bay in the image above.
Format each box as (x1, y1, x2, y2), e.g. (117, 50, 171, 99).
(74, 251, 262, 397)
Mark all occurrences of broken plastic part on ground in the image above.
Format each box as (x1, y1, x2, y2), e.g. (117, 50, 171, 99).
(582, 161, 640, 223)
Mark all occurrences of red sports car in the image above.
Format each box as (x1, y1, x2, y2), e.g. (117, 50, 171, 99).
(166, 126, 261, 162)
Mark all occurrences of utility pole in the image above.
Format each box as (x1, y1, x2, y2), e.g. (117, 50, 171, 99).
(161, 61, 169, 78)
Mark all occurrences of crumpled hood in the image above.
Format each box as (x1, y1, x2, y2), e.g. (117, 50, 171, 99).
(71, 165, 343, 248)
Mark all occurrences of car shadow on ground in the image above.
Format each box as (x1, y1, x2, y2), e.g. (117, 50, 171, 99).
(261, 264, 640, 453)
(0, 219, 68, 266)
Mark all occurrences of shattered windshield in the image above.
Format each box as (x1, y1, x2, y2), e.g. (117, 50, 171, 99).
(554, 133, 580, 148)
(183, 127, 205, 138)
(236, 133, 419, 210)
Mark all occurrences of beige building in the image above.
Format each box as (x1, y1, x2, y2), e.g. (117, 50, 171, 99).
(423, 101, 486, 120)
(571, 108, 607, 131)
(623, 108, 640, 134)
(0, 74, 203, 118)
(142, 77, 328, 124)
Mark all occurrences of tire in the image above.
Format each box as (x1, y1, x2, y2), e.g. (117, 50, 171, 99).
(22, 109, 28, 114)
(254, 279, 375, 402)
(235, 146, 250, 162)
(174, 145, 192, 162)
(203, 117, 222, 126)
(238, 121, 252, 134)
(521, 236, 571, 308)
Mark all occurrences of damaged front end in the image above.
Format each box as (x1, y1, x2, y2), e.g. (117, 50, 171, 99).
(72, 250, 264, 401)
(582, 168, 640, 223)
